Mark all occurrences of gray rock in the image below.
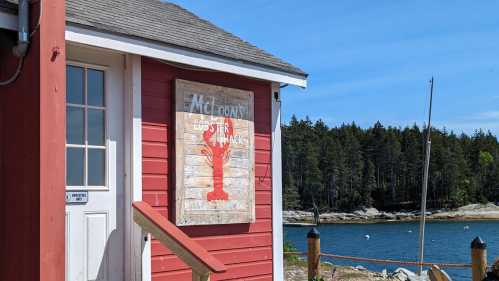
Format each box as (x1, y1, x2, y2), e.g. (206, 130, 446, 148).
(380, 212, 397, 220)
(355, 265, 367, 271)
(392, 268, 429, 281)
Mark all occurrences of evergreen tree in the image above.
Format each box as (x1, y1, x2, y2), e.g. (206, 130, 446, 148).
(281, 118, 499, 211)
(361, 159, 376, 207)
(283, 172, 301, 209)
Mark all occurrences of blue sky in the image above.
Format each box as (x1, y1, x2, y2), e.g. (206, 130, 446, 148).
(168, 1, 499, 135)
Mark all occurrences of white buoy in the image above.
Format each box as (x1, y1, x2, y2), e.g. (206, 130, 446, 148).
(364, 234, 370, 240)
(408, 230, 413, 233)
(464, 225, 470, 230)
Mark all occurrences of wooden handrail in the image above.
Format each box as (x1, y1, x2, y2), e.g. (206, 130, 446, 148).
(132, 201, 226, 280)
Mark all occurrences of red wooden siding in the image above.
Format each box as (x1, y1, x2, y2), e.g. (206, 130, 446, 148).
(141, 57, 273, 281)
(0, 1, 66, 280)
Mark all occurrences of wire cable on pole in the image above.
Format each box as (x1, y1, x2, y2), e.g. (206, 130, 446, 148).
(0, 56, 24, 86)
(417, 77, 435, 275)
(0, 0, 41, 86)
(284, 251, 476, 269)
(30, 0, 42, 38)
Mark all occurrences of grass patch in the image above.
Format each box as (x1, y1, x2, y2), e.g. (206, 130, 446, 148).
(283, 240, 301, 262)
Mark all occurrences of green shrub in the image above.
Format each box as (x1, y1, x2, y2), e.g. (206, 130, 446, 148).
(283, 240, 299, 262)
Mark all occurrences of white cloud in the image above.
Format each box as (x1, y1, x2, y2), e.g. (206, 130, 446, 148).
(480, 111, 499, 119)
(437, 111, 499, 136)
(471, 111, 499, 120)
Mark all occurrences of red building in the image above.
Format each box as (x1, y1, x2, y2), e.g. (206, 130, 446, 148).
(0, 1, 307, 281)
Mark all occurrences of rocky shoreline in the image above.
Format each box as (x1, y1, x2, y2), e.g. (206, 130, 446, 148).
(285, 260, 435, 281)
(284, 203, 499, 224)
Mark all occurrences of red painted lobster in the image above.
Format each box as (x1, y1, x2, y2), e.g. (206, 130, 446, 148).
(201, 117, 234, 201)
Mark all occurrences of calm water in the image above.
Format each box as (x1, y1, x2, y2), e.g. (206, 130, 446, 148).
(285, 221, 499, 281)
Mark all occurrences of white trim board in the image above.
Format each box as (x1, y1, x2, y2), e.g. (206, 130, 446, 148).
(0, 11, 17, 31)
(65, 25, 307, 88)
(271, 82, 284, 281)
(124, 54, 150, 281)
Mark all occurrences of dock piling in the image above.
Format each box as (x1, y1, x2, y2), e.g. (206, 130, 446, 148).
(471, 236, 487, 281)
(307, 227, 320, 280)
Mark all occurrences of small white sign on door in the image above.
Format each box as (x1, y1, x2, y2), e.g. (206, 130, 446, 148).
(65, 191, 89, 204)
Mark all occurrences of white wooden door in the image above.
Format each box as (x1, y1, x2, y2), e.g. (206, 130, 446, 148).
(65, 46, 125, 281)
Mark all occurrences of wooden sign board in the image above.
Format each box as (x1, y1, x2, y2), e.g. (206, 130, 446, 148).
(175, 79, 255, 226)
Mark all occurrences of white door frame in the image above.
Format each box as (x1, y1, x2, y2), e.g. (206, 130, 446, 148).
(124, 53, 151, 281)
(66, 43, 126, 281)
(66, 43, 149, 281)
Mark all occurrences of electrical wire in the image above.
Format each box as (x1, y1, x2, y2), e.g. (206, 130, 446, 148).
(30, 0, 42, 38)
(0, 56, 24, 86)
(284, 251, 478, 269)
(1, 0, 41, 86)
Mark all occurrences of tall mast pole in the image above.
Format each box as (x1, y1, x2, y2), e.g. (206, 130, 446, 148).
(417, 77, 434, 275)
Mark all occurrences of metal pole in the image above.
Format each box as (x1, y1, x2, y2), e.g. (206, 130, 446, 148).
(417, 77, 434, 275)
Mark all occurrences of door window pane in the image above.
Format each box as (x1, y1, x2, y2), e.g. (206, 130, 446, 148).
(67, 147, 84, 186)
(87, 69, 104, 106)
(66, 65, 107, 189)
(88, 109, 105, 145)
(88, 149, 105, 186)
(67, 106, 84, 144)
(67, 66, 84, 105)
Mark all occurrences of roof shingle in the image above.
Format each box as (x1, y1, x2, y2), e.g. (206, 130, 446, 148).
(66, 0, 306, 76)
(0, 0, 307, 77)
(2, 0, 306, 76)
(0, 0, 306, 76)
(0, 0, 15, 13)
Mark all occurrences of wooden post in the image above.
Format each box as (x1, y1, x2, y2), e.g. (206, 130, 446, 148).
(307, 227, 320, 280)
(471, 236, 487, 281)
(192, 271, 210, 281)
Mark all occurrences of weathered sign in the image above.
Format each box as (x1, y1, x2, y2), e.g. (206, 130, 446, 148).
(175, 79, 255, 226)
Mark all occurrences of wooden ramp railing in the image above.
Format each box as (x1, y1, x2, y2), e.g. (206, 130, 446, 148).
(133, 201, 227, 281)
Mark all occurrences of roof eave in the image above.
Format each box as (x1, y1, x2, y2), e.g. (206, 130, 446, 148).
(64, 24, 307, 87)
(0, 9, 17, 31)
(0, 9, 307, 87)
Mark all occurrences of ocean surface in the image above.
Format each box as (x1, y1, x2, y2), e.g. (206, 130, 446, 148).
(284, 221, 499, 281)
